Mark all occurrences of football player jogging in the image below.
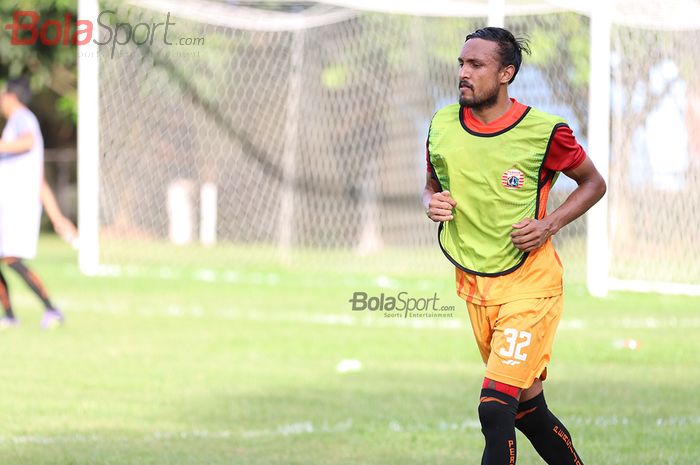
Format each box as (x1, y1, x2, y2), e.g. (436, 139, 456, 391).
(423, 28, 606, 464)
(0, 77, 66, 329)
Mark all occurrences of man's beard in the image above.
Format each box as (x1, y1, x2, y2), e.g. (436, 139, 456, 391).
(459, 83, 499, 110)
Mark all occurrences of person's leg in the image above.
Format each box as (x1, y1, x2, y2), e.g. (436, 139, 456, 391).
(516, 379, 584, 465)
(511, 295, 584, 465)
(2, 257, 63, 327)
(0, 265, 16, 320)
(3, 257, 55, 309)
(478, 295, 572, 464)
(479, 378, 520, 465)
(467, 301, 521, 464)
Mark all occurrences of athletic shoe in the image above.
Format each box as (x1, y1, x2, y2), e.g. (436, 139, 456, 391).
(0, 317, 19, 330)
(41, 309, 65, 329)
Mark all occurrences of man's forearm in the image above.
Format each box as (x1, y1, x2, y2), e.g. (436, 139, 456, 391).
(0, 135, 34, 154)
(41, 179, 63, 223)
(546, 177, 606, 234)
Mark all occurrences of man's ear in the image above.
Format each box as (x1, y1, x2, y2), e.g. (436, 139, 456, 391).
(500, 64, 515, 84)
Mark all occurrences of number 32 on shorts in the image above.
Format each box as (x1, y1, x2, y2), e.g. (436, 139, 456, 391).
(499, 328, 531, 365)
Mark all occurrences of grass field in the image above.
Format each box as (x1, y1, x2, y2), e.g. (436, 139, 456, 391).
(1, 236, 699, 464)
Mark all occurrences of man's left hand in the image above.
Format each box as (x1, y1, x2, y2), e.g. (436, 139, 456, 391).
(511, 217, 557, 252)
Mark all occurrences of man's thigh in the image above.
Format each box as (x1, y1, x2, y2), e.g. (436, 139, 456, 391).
(484, 296, 564, 389)
(466, 301, 499, 364)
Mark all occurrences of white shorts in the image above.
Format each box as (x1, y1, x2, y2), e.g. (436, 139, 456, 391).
(0, 196, 42, 259)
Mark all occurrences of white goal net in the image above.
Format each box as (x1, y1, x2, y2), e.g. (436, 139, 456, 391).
(78, 0, 700, 294)
(608, 20, 700, 294)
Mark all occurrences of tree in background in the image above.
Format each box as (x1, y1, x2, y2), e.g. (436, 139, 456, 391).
(0, 0, 77, 147)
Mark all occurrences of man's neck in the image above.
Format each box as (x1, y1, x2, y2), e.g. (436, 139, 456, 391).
(470, 93, 512, 125)
(6, 103, 24, 118)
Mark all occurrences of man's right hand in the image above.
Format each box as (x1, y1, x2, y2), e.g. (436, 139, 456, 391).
(426, 190, 457, 222)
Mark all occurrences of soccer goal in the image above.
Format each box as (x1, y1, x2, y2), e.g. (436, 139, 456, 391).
(78, 0, 700, 295)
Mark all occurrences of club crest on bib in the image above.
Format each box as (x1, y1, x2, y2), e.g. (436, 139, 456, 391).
(501, 169, 525, 189)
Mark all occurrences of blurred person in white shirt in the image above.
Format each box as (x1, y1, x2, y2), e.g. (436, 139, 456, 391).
(0, 76, 66, 329)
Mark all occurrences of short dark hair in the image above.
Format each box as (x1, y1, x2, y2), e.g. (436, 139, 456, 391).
(465, 27, 530, 84)
(5, 76, 31, 104)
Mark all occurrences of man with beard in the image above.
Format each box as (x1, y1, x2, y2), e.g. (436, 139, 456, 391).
(423, 28, 606, 464)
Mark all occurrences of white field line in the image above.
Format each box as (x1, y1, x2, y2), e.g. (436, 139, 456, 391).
(86, 265, 443, 291)
(61, 302, 585, 331)
(1, 415, 698, 445)
(61, 300, 469, 330)
(66, 266, 700, 328)
(615, 317, 700, 329)
(59, 299, 700, 331)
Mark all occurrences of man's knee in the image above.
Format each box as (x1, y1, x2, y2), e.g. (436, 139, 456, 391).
(6, 260, 26, 273)
(478, 388, 518, 432)
(479, 398, 513, 430)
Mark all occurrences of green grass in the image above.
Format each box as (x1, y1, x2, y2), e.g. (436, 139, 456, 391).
(0, 236, 699, 464)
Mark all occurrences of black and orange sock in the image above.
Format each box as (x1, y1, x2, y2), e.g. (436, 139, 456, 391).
(0, 268, 13, 318)
(515, 392, 584, 465)
(6, 259, 54, 310)
(479, 388, 519, 465)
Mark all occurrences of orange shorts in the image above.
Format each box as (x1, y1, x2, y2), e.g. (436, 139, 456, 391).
(466, 295, 563, 389)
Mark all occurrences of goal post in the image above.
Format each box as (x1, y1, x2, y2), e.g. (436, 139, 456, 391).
(586, 2, 611, 297)
(77, 0, 100, 276)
